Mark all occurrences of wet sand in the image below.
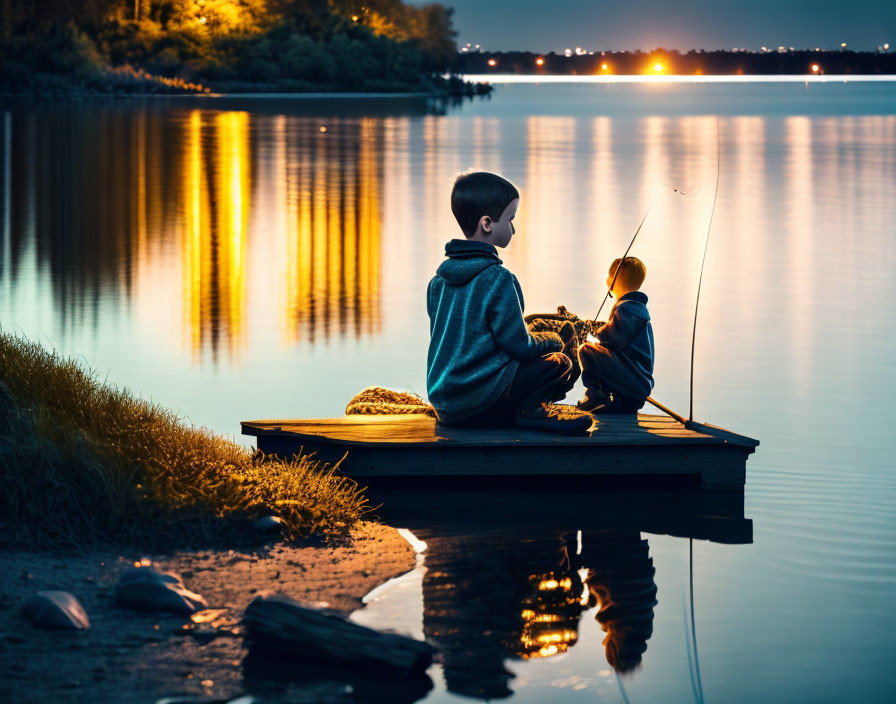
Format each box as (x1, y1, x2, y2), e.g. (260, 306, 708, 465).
(0, 522, 416, 703)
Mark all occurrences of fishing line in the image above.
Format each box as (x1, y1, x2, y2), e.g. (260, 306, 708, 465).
(689, 119, 721, 423)
(588, 120, 721, 426)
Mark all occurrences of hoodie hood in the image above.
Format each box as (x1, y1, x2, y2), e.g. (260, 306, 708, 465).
(614, 291, 651, 320)
(436, 239, 503, 285)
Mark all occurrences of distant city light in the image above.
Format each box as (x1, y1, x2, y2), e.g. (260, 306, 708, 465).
(601, 63, 608, 70)
(487, 58, 497, 66)
(841, 42, 847, 48)
(885, 43, 890, 50)
(535, 57, 545, 66)
(811, 64, 820, 72)
(564, 48, 572, 57)
(319, 126, 327, 133)
(351, 15, 358, 21)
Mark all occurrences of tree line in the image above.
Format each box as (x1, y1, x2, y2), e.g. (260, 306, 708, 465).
(0, 0, 463, 94)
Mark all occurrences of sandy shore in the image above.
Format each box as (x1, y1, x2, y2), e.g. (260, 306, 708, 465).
(0, 522, 416, 703)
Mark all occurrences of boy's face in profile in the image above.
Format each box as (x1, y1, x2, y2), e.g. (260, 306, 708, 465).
(606, 264, 628, 298)
(478, 198, 518, 248)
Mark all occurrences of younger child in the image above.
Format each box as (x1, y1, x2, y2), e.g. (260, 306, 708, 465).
(426, 172, 590, 434)
(577, 257, 654, 414)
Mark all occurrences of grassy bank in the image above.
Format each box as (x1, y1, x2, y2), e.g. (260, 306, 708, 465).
(0, 332, 368, 550)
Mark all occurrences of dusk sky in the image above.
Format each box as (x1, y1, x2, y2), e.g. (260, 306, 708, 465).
(422, 0, 896, 53)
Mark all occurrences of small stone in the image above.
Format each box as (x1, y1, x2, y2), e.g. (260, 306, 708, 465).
(116, 567, 207, 615)
(253, 515, 285, 532)
(22, 591, 90, 630)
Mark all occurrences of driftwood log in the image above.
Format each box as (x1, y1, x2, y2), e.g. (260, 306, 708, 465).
(243, 594, 435, 673)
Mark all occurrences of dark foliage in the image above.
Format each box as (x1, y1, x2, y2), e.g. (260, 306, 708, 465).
(0, 0, 468, 95)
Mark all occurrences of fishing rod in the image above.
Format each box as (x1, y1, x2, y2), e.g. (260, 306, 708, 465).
(689, 119, 721, 424)
(590, 120, 722, 426)
(591, 183, 706, 324)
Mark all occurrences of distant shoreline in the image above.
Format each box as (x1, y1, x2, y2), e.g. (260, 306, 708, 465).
(461, 74, 896, 84)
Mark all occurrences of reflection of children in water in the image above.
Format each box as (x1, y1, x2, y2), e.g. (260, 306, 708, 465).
(420, 530, 658, 700)
(579, 532, 659, 673)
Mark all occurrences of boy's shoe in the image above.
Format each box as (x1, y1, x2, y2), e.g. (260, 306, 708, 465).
(514, 403, 594, 435)
(576, 388, 611, 413)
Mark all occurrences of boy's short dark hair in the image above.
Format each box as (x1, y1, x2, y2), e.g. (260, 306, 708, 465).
(451, 172, 520, 237)
(610, 257, 647, 290)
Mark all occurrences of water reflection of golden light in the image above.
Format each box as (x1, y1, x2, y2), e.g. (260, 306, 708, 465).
(520, 571, 581, 659)
(538, 577, 572, 590)
(281, 118, 382, 344)
(180, 110, 249, 360)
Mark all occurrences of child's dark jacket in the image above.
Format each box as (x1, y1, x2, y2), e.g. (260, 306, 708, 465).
(579, 291, 655, 400)
(427, 239, 561, 423)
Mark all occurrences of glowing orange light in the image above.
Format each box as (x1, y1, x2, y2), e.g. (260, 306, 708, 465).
(319, 126, 327, 133)
(811, 64, 820, 72)
(351, 15, 358, 21)
(487, 59, 497, 67)
(535, 57, 544, 66)
(601, 63, 608, 70)
(653, 62, 664, 72)
(199, 16, 207, 24)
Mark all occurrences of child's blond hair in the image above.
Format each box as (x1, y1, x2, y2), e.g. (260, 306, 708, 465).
(609, 257, 646, 290)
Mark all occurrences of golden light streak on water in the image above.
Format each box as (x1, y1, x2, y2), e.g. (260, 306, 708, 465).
(179, 111, 249, 360)
(358, 118, 382, 337)
(276, 118, 384, 344)
(183, 110, 207, 359)
(218, 111, 249, 358)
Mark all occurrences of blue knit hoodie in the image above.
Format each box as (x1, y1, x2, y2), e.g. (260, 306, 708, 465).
(426, 239, 562, 423)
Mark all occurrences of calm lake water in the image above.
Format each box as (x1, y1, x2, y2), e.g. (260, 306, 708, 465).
(2, 82, 895, 702)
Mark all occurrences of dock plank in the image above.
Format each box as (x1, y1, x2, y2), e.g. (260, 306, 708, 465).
(241, 411, 758, 491)
(241, 413, 751, 448)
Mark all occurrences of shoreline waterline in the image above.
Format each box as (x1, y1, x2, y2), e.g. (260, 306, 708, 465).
(460, 73, 896, 84)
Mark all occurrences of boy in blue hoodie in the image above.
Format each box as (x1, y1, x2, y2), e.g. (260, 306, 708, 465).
(576, 257, 655, 414)
(426, 172, 592, 434)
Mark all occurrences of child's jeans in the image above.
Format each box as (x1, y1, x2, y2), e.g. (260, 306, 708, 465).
(450, 352, 579, 428)
(578, 342, 649, 412)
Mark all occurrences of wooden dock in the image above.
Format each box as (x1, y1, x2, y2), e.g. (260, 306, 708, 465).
(241, 411, 758, 491)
